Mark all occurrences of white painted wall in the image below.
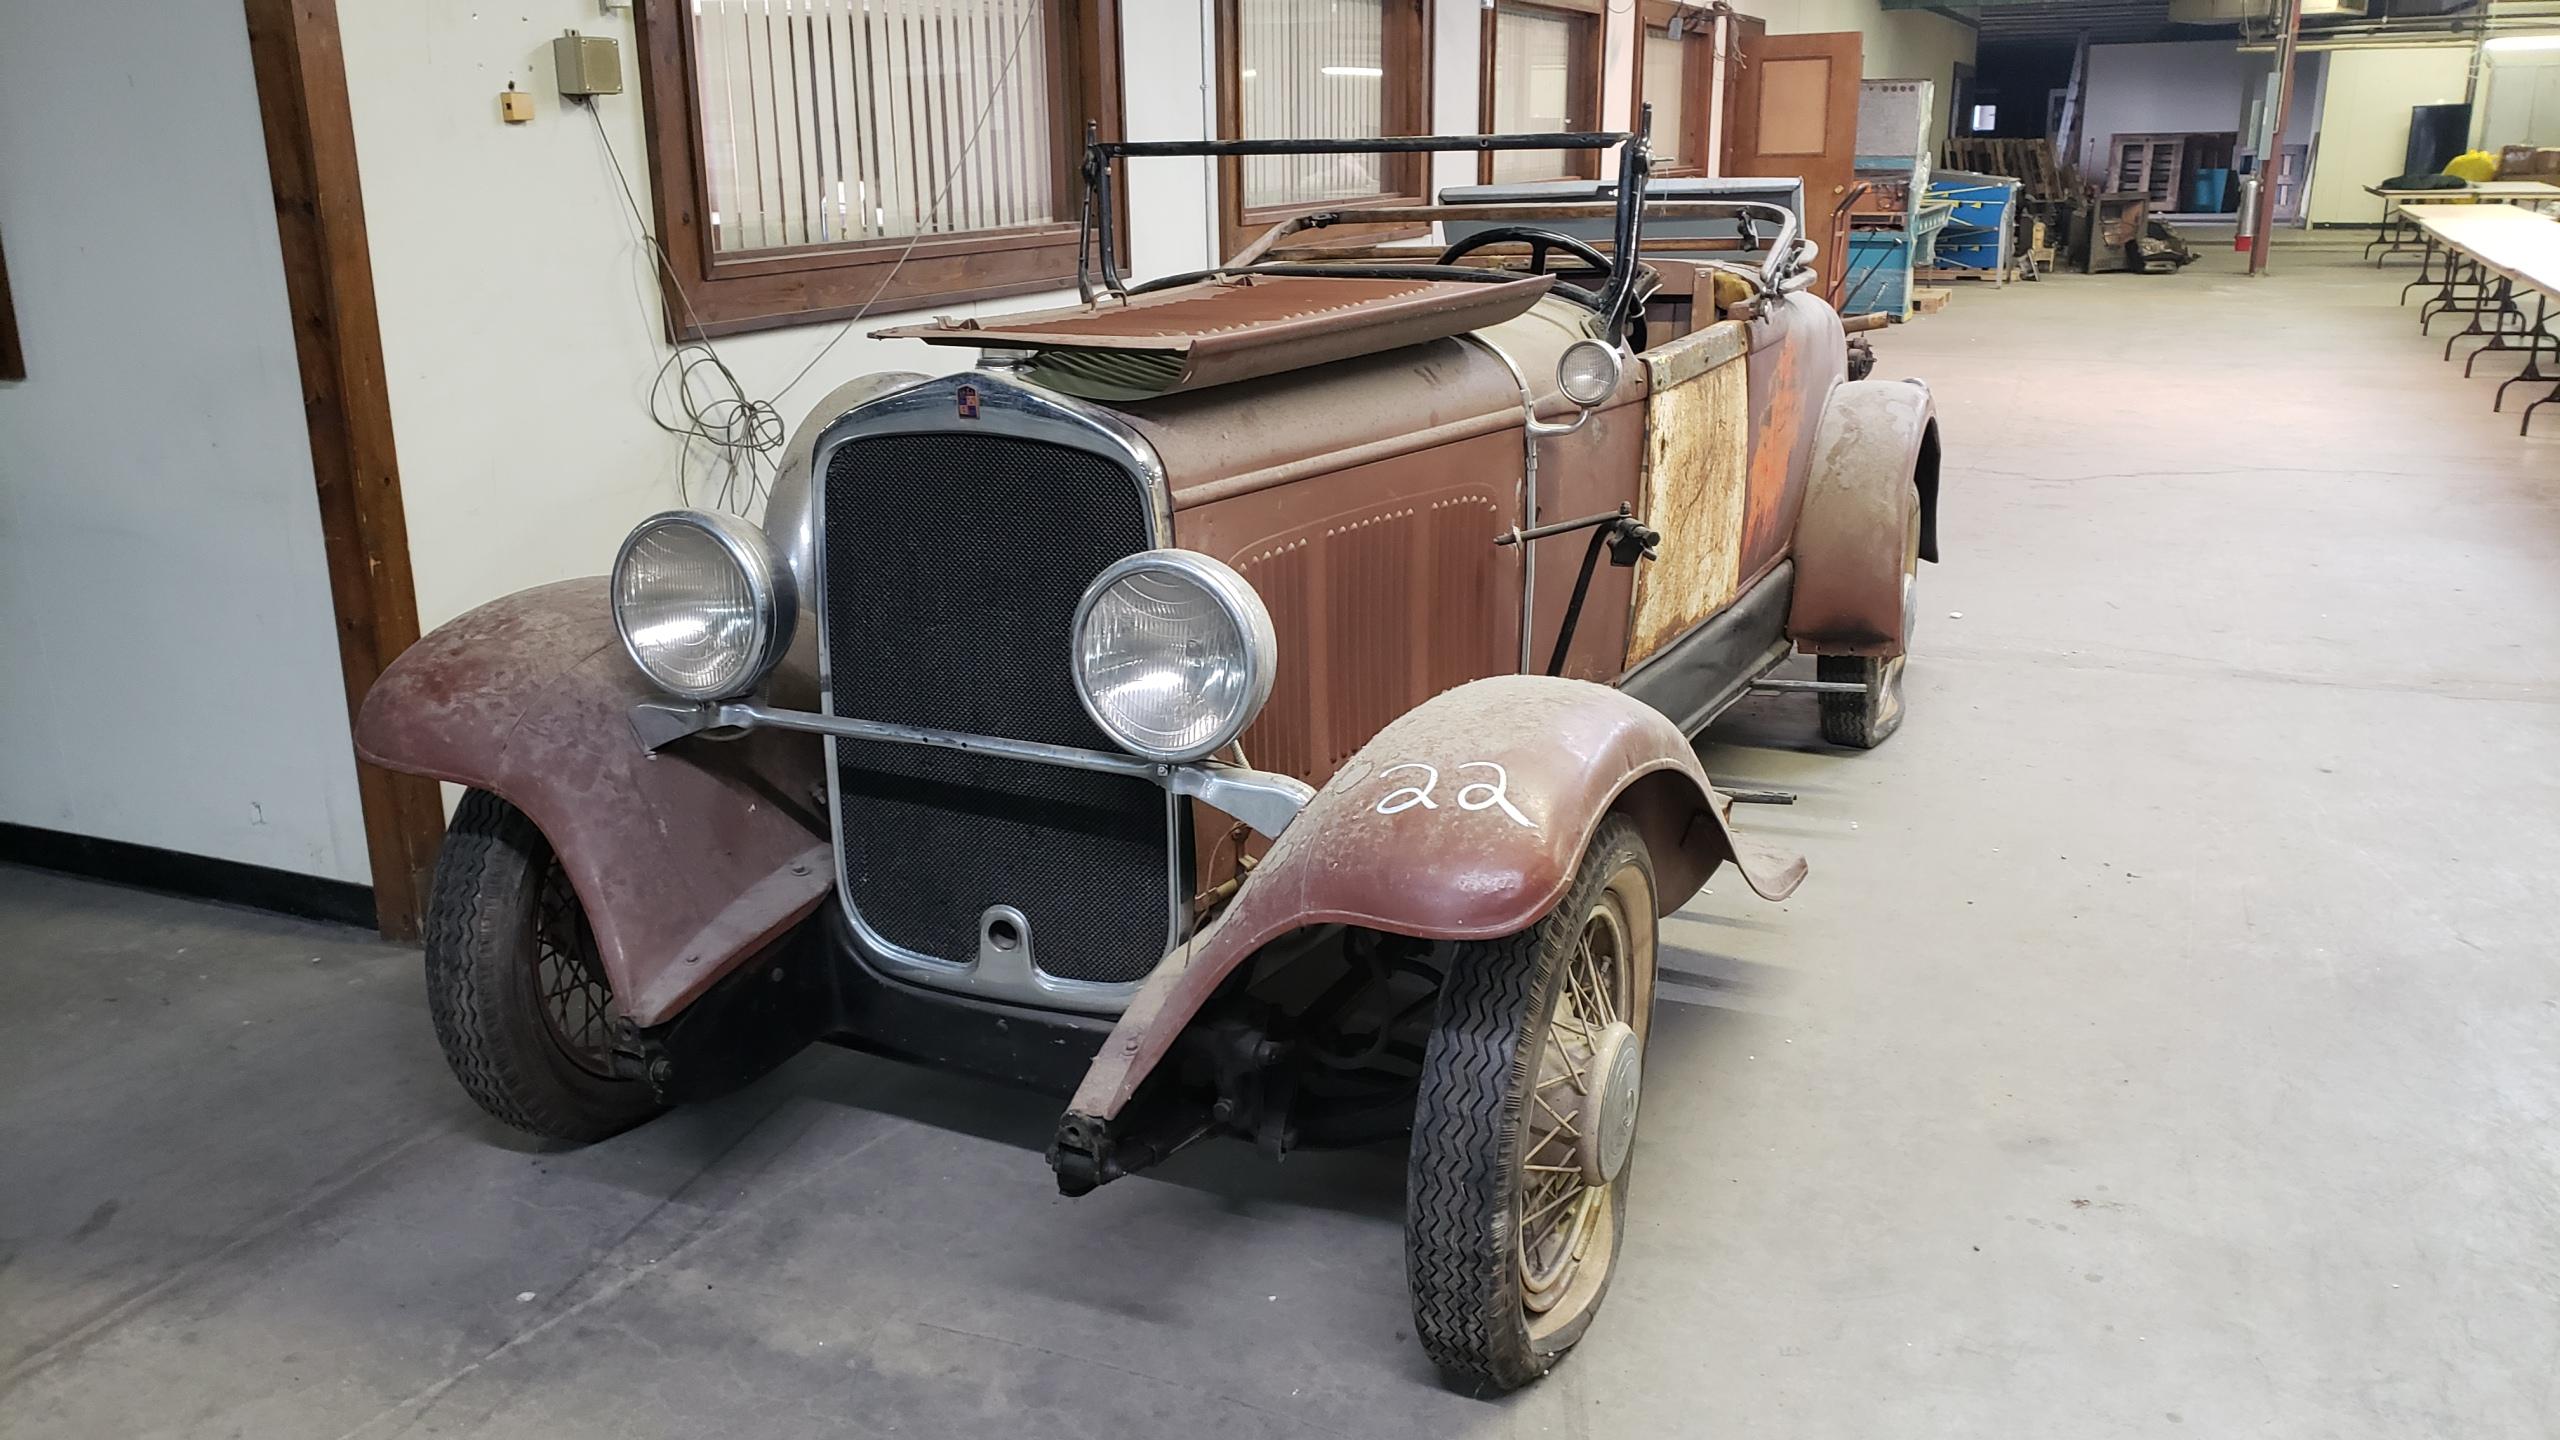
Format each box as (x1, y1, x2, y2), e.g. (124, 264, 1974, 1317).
(0, 0, 372, 882)
(2075, 41, 2257, 177)
(337, 1, 1218, 638)
(1729, 0, 1978, 153)
(2304, 46, 2475, 226)
(2478, 49, 2560, 152)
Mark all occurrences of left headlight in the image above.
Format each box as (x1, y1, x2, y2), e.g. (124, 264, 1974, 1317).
(611, 509, 796, 701)
(1071, 550, 1277, 764)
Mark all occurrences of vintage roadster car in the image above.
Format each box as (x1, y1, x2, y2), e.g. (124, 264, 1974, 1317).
(357, 122, 1939, 1389)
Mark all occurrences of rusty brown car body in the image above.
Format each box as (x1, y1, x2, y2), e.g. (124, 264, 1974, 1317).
(357, 124, 1941, 1388)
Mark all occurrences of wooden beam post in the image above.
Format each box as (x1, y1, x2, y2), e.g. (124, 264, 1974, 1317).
(2249, 0, 2303, 277)
(242, 0, 443, 941)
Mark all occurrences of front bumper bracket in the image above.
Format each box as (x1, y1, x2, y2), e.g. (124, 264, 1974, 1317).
(631, 698, 1315, 841)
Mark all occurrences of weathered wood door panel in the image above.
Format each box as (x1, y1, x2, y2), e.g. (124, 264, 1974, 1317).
(1724, 29, 1863, 305)
(1626, 325, 1750, 668)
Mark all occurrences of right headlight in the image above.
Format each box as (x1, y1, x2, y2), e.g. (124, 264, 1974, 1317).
(611, 509, 796, 701)
(1071, 550, 1277, 764)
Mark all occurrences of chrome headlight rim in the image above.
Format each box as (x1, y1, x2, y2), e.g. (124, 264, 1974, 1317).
(1556, 336, 1625, 408)
(610, 508, 797, 702)
(1070, 548, 1278, 765)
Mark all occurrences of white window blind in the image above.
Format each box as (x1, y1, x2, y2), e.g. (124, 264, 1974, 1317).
(1236, 0, 1387, 209)
(692, 0, 1055, 255)
(1489, 4, 1578, 182)
(1644, 28, 1687, 167)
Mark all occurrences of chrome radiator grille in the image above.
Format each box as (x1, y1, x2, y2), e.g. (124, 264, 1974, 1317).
(817, 430, 1174, 988)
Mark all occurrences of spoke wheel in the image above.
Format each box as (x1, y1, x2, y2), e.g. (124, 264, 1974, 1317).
(424, 791, 663, 1143)
(1406, 817, 1657, 1390)
(531, 863, 619, 1078)
(1517, 891, 1637, 1333)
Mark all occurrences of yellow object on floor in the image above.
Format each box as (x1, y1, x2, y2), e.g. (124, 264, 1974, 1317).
(2446, 150, 2499, 183)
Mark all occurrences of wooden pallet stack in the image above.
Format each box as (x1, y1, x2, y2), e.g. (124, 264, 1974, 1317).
(1940, 138, 2068, 204)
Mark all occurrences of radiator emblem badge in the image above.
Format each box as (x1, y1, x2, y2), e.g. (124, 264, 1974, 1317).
(956, 384, 980, 420)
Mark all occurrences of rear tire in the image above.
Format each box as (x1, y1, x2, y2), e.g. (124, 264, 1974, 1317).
(424, 790, 662, 1143)
(1817, 648, 1906, 748)
(1405, 817, 1657, 1391)
(1818, 492, 1922, 750)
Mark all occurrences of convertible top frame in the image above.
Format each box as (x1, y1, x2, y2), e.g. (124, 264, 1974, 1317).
(1073, 110, 1809, 346)
(1077, 118, 1652, 345)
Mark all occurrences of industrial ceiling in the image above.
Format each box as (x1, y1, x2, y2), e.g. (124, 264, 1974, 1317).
(1890, 0, 2498, 47)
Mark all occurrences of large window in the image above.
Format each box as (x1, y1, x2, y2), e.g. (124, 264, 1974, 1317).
(636, 0, 1123, 337)
(1216, 0, 1432, 257)
(1635, 2, 1711, 175)
(1480, 0, 1599, 183)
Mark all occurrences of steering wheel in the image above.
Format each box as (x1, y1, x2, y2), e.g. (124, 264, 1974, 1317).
(1437, 225, 1615, 307)
(1439, 225, 1613, 284)
(1438, 224, 1651, 349)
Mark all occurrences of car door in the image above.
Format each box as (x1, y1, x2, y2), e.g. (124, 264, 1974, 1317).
(1723, 28, 1863, 306)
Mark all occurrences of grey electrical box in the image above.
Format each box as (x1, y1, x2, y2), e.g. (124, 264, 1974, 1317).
(553, 31, 622, 97)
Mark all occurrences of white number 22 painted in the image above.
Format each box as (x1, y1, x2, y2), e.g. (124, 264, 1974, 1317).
(1372, 761, 1537, 831)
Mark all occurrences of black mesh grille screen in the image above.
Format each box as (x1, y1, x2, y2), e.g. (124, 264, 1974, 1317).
(821, 431, 1171, 985)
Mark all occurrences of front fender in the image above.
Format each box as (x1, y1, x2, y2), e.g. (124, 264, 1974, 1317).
(1061, 675, 1805, 1129)
(355, 579, 830, 1027)
(1788, 378, 1941, 657)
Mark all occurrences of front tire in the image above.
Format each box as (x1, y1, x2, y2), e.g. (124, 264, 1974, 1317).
(423, 790, 662, 1143)
(1405, 817, 1657, 1390)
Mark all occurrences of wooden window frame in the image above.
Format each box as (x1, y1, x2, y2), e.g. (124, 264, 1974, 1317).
(1213, 0, 1434, 261)
(632, 0, 1126, 340)
(1475, 0, 1603, 184)
(1632, 3, 1715, 177)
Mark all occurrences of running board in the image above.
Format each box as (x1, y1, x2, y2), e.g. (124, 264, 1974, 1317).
(1748, 677, 1866, 695)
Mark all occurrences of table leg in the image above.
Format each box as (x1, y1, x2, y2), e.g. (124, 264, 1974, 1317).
(2419, 251, 2474, 331)
(2373, 202, 2432, 266)
(2494, 298, 2556, 411)
(2461, 303, 2530, 374)
(2520, 382, 2560, 436)
(2448, 277, 2523, 363)
(2402, 237, 2450, 307)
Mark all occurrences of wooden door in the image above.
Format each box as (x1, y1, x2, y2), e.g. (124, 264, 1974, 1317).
(1724, 29, 1862, 304)
(2272, 142, 2310, 223)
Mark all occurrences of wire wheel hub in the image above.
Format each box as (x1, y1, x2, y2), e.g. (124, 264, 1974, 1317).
(533, 863, 619, 1078)
(1575, 1021, 1641, 1185)
(1517, 889, 1639, 1324)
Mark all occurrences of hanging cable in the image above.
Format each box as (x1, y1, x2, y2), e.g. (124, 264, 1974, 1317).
(578, 0, 1046, 513)
(585, 98, 784, 516)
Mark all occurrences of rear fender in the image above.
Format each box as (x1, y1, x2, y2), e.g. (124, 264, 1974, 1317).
(355, 579, 830, 1027)
(1788, 379, 1941, 657)
(1062, 675, 1806, 1129)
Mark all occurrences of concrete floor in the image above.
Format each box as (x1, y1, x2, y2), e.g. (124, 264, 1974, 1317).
(7, 238, 2560, 1438)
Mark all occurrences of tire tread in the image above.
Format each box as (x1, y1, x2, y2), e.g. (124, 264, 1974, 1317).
(1405, 816, 1645, 1390)
(423, 791, 658, 1143)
